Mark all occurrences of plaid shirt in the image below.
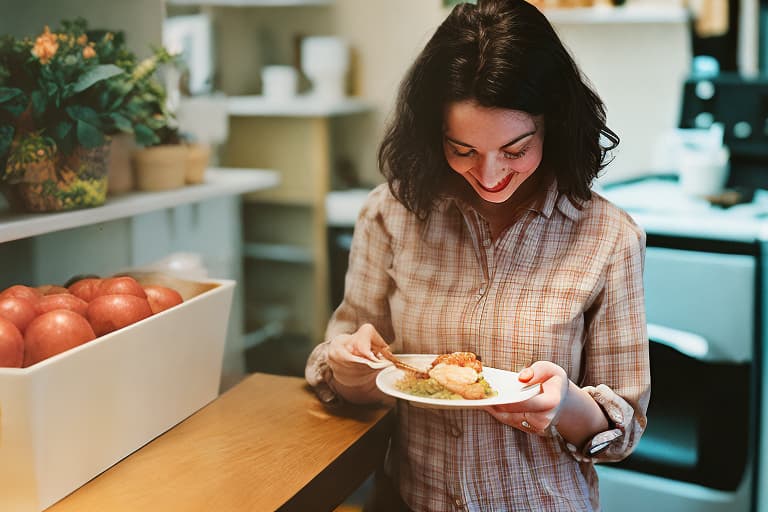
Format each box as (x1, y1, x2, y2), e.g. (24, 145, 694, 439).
(306, 182, 650, 511)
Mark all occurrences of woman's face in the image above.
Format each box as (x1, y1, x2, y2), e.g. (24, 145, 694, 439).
(443, 100, 545, 204)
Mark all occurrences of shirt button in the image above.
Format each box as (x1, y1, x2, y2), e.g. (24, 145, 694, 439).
(454, 497, 464, 507)
(450, 426, 462, 437)
(483, 238, 491, 247)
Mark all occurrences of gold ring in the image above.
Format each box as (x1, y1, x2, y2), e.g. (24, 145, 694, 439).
(521, 420, 532, 429)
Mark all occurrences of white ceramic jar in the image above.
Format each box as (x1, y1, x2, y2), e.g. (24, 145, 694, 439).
(300, 36, 349, 102)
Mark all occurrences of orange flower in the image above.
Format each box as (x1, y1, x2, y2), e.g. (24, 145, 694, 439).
(82, 45, 96, 59)
(77, 34, 87, 46)
(32, 26, 58, 65)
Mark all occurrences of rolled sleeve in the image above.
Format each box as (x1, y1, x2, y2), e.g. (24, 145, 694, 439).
(552, 384, 638, 462)
(573, 218, 650, 463)
(305, 341, 337, 404)
(304, 185, 396, 400)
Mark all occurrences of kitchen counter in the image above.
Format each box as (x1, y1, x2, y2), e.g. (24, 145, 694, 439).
(47, 372, 393, 512)
(596, 178, 768, 242)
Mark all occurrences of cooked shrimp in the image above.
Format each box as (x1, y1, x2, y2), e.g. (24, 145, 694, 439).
(428, 362, 487, 400)
(431, 351, 483, 373)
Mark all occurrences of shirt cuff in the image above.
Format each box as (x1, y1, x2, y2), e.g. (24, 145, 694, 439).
(305, 341, 339, 404)
(553, 383, 633, 462)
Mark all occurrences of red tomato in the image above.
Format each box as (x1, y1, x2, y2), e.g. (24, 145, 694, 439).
(36, 294, 88, 316)
(94, 276, 147, 299)
(86, 294, 153, 337)
(67, 278, 103, 302)
(0, 317, 23, 367)
(0, 284, 42, 304)
(143, 285, 183, 314)
(23, 310, 96, 367)
(0, 296, 37, 333)
(37, 284, 70, 296)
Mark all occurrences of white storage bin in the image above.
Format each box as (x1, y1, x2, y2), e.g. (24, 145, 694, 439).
(0, 276, 235, 512)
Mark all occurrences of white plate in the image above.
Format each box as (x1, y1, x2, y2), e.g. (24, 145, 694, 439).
(375, 354, 542, 409)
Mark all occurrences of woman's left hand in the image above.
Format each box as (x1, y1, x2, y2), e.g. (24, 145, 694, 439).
(484, 360, 570, 435)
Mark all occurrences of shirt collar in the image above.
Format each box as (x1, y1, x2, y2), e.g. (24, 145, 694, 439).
(445, 178, 584, 222)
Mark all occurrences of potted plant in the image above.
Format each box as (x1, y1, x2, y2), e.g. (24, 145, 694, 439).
(0, 18, 134, 212)
(127, 52, 210, 191)
(105, 43, 188, 192)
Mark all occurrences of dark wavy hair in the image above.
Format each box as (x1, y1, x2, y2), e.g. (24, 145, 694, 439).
(378, 0, 619, 219)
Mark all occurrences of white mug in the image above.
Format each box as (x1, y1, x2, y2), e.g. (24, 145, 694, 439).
(678, 145, 730, 197)
(261, 65, 298, 101)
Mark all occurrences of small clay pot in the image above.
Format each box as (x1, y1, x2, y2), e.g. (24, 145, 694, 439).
(132, 145, 187, 191)
(107, 133, 137, 195)
(185, 143, 211, 184)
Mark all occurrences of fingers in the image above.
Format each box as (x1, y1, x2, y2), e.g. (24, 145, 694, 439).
(328, 323, 390, 364)
(486, 360, 570, 432)
(483, 408, 542, 434)
(519, 360, 561, 383)
(359, 323, 389, 358)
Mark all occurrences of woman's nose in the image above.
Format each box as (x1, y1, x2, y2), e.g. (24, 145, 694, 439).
(477, 155, 501, 179)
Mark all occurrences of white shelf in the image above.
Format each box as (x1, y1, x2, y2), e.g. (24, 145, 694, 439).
(544, 5, 688, 24)
(243, 242, 314, 264)
(0, 167, 279, 243)
(227, 95, 375, 117)
(167, 0, 331, 6)
(326, 188, 371, 227)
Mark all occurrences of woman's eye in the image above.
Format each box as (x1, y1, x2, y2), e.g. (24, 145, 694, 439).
(503, 150, 526, 160)
(451, 147, 475, 157)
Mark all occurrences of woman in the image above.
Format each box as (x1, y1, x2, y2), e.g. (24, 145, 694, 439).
(305, 0, 650, 510)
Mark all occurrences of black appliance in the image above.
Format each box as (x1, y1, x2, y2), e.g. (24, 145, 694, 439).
(679, 73, 768, 191)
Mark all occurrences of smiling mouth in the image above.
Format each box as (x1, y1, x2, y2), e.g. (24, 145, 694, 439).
(477, 173, 514, 193)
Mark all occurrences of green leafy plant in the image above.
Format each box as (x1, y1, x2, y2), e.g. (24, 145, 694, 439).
(0, 18, 181, 180)
(119, 46, 184, 147)
(0, 19, 125, 168)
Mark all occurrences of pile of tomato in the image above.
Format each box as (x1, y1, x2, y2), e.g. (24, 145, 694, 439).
(0, 275, 183, 368)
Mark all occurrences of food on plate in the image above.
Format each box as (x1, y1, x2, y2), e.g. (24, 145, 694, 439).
(394, 351, 496, 400)
(0, 317, 24, 367)
(86, 294, 153, 336)
(23, 310, 96, 367)
(144, 285, 184, 314)
(0, 296, 38, 333)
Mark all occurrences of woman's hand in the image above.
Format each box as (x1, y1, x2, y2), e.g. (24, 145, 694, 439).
(326, 323, 390, 403)
(485, 360, 611, 447)
(484, 361, 569, 435)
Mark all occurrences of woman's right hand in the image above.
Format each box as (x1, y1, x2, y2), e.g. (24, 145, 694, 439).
(326, 323, 390, 402)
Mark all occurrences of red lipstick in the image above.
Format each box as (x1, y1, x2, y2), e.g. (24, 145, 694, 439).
(479, 173, 514, 193)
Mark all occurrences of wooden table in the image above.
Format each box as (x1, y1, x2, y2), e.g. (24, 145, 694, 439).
(48, 373, 393, 512)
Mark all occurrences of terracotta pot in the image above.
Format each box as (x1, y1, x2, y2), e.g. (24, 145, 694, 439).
(132, 145, 187, 191)
(1, 143, 110, 213)
(107, 133, 137, 195)
(185, 143, 211, 184)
